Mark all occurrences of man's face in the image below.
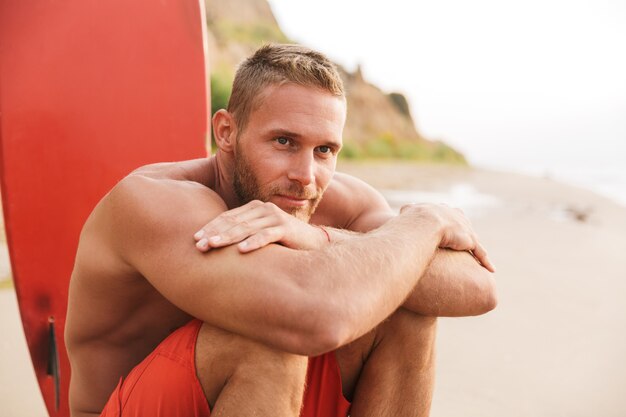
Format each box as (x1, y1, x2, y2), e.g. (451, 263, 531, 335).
(232, 83, 346, 221)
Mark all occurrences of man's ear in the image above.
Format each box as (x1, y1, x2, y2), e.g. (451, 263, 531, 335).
(212, 109, 238, 153)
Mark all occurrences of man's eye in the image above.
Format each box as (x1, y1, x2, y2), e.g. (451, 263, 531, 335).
(317, 146, 331, 154)
(276, 137, 289, 145)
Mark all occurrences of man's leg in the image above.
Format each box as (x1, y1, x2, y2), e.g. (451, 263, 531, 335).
(195, 323, 309, 416)
(335, 309, 438, 417)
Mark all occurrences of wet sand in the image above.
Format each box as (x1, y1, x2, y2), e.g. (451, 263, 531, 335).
(2, 162, 626, 416)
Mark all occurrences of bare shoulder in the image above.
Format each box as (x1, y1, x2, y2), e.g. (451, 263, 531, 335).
(328, 171, 376, 196)
(314, 171, 392, 230)
(75, 168, 224, 273)
(129, 158, 212, 183)
(106, 171, 225, 242)
(79, 157, 216, 242)
(114, 170, 225, 216)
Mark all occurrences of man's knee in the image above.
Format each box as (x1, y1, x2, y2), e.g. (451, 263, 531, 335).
(384, 308, 437, 337)
(229, 340, 308, 411)
(376, 309, 438, 366)
(195, 322, 308, 406)
(229, 335, 309, 388)
(343, 311, 438, 417)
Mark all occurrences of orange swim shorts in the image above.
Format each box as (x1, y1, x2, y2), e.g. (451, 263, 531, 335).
(99, 319, 351, 417)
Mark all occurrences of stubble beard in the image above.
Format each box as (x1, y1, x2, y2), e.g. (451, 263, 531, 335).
(233, 142, 323, 222)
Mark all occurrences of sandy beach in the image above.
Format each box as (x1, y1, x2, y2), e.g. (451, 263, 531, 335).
(2, 162, 626, 416)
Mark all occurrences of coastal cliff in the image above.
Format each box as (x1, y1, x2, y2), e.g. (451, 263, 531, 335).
(204, 0, 465, 163)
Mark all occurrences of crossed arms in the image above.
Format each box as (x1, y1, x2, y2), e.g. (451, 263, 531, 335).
(100, 169, 496, 356)
(192, 172, 497, 317)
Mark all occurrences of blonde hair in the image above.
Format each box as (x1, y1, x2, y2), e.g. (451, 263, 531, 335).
(228, 44, 344, 131)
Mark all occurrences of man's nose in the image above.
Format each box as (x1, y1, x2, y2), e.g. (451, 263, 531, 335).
(287, 153, 315, 186)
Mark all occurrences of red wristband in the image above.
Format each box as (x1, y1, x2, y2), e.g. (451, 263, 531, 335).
(316, 225, 331, 243)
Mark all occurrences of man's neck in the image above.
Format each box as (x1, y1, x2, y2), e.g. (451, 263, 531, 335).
(209, 151, 241, 210)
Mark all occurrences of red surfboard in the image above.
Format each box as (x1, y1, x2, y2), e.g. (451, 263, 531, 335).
(0, 1, 210, 415)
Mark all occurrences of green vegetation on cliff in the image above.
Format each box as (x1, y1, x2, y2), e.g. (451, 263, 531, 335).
(210, 67, 233, 117)
(0, 277, 13, 290)
(212, 20, 290, 45)
(340, 135, 466, 164)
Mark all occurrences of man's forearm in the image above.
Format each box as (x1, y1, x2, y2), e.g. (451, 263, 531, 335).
(324, 227, 497, 317)
(402, 249, 497, 316)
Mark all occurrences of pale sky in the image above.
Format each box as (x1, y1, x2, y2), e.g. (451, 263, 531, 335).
(267, 0, 626, 172)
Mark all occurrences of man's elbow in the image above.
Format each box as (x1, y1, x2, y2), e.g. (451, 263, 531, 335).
(288, 299, 355, 356)
(295, 325, 347, 357)
(477, 275, 498, 314)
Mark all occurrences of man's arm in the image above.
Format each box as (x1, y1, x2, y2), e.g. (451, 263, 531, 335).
(402, 249, 497, 316)
(100, 173, 474, 356)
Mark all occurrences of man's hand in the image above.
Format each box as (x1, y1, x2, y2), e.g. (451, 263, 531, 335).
(400, 203, 496, 273)
(193, 200, 328, 253)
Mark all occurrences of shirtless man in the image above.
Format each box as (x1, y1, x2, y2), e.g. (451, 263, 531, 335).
(65, 44, 497, 417)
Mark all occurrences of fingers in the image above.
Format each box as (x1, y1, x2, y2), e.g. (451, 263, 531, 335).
(471, 242, 496, 273)
(443, 235, 496, 273)
(195, 201, 266, 241)
(435, 204, 496, 273)
(194, 201, 284, 252)
(196, 216, 277, 251)
(236, 227, 282, 253)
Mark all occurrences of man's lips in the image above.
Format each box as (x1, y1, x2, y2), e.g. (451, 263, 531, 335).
(273, 194, 311, 207)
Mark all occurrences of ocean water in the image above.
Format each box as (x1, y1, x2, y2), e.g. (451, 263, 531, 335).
(463, 140, 626, 209)
(519, 165, 626, 208)
(473, 162, 626, 209)
(381, 185, 502, 219)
